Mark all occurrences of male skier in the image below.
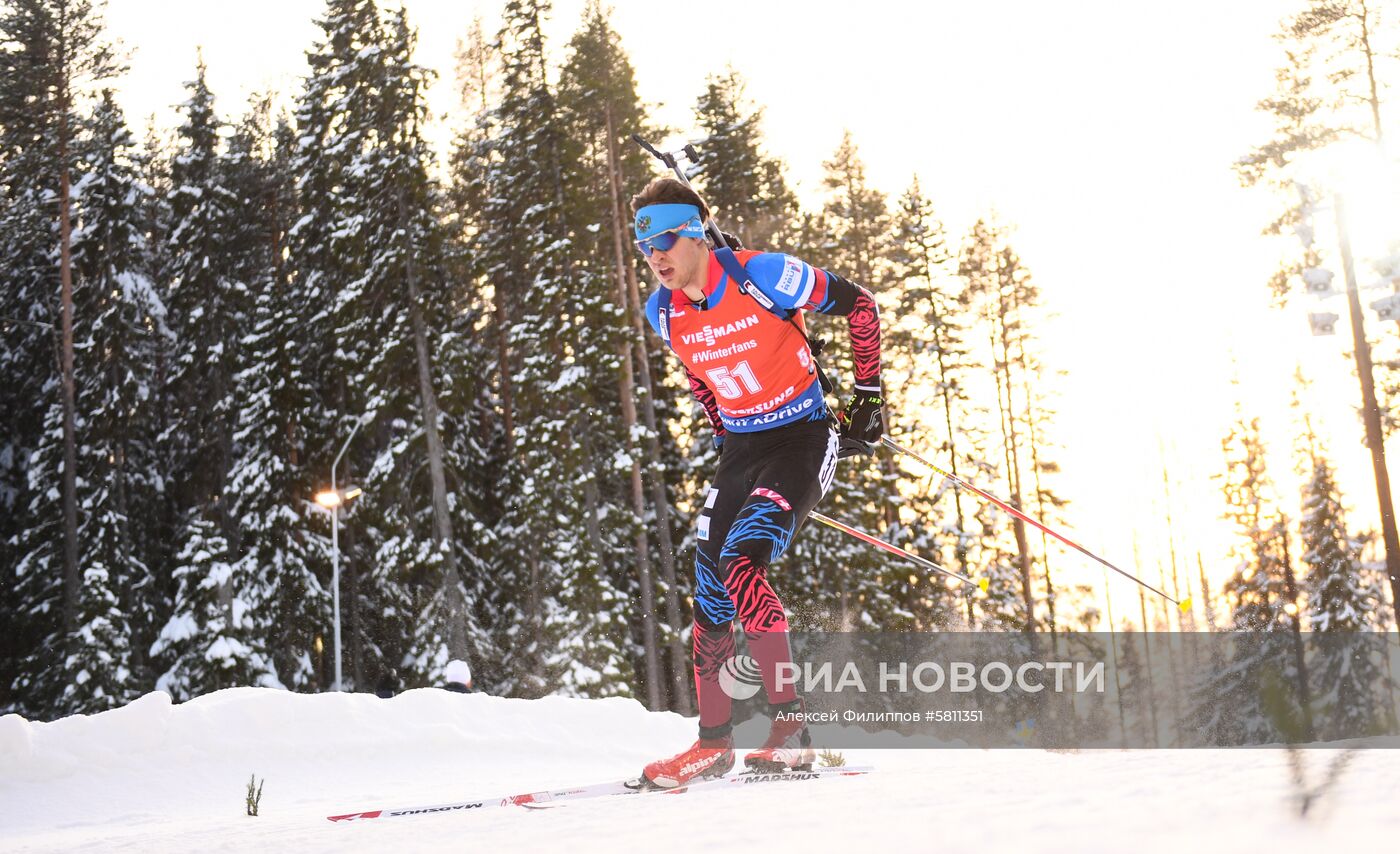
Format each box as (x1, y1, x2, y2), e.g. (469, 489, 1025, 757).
(631, 177, 885, 788)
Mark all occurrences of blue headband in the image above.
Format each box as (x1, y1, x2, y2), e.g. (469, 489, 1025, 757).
(634, 203, 705, 242)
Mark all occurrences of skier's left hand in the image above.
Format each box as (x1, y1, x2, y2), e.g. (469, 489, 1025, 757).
(839, 388, 884, 444)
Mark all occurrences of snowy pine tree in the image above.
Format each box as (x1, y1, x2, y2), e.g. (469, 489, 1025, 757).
(286, 0, 400, 692)
(1, 0, 123, 716)
(883, 175, 987, 627)
(456, 0, 608, 697)
(1297, 421, 1388, 737)
(224, 102, 322, 693)
(132, 114, 180, 678)
(556, 1, 699, 702)
(970, 500, 1025, 631)
(1219, 412, 1290, 633)
(692, 68, 797, 251)
(1188, 408, 1296, 744)
(959, 217, 1051, 631)
(442, 15, 519, 694)
(152, 60, 272, 698)
(1235, 45, 1337, 304)
(784, 133, 899, 630)
(352, 5, 482, 688)
(0, 2, 67, 713)
(62, 89, 166, 711)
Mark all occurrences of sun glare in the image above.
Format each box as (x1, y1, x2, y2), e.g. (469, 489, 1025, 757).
(1313, 140, 1400, 268)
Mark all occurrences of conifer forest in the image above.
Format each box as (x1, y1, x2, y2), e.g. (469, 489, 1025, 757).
(2, 0, 1399, 739)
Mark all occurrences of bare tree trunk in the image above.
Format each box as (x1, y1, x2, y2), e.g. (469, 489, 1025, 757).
(1333, 196, 1400, 631)
(1357, 1, 1384, 143)
(934, 351, 975, 626)
(1020, 367, 1056, 639)
(841, 173, 899, 533)
(1002, 372, 1034, 635)
(609, 377, 662, 692)
(1163, 463, 1202, 692)
(1011, 518, 1035, 633)
(1198, 555, 1218, 632)
(401, 193, 470, 664)
(574, 419, 632, 693)
(111, 363, 139, 675)
(1010, 259, 1055, 640)
(494, 295, 517, 453)
(1278, 517, 1314, 740)
(989, 293, 1034, 632)
(923, 257, 975, 628)
(215, 359, 238, 622)
(1157, 563, 1184, 743)
(1104, 573, 1127, 746)
(57, 83, 81, 637)
(597, 127, 663, 708)
(576, 427, 612, 573)
(605, 105, 689, 713)
(1162, 463, 1187, 632)
(1137, 585, 1160, 747)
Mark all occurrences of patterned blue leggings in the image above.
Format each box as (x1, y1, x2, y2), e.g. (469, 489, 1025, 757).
(691, 419, 838, 731)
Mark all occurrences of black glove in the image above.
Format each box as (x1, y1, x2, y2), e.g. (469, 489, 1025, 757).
(839, 388, 884, 445)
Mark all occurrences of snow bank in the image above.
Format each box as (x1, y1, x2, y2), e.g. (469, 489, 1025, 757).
(2, 688, 1397, 853)
(2, 687, 682, 795)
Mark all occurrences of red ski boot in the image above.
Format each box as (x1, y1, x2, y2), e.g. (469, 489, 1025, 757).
(639, 736, 734, 789)
(744, 699, 815, 773)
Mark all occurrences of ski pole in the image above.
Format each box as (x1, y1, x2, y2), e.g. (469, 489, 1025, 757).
(809, 511, 989, 593)
(879, 436, 1189, 611)
(632, 134, 730, 249)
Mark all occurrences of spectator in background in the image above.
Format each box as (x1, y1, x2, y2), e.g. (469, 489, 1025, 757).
(442, 659, 473, 693)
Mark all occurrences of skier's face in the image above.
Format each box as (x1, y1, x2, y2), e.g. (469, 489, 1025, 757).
(646, 235, 708, 292)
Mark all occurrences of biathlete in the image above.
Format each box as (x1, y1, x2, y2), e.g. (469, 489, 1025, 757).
(631, 177, 885, 788)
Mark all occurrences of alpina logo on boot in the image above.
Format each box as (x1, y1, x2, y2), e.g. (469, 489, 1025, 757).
(718, 654, 763, 700)
(680, 755, 717, 777)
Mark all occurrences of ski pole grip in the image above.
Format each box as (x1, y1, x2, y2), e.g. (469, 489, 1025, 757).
(633, 134, 678, 170)
(838, 437, 875, 460)
(632, 133, 664, 160)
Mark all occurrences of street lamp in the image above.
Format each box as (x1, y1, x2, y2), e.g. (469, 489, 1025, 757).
(315, 486, 363, 510)
(315, 416, 369, 692)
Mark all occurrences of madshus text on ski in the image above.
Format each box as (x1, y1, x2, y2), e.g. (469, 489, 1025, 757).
(326, 765, 875, 823)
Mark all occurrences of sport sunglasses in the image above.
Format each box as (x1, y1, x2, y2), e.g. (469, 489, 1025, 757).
(634, 227, 688, 257)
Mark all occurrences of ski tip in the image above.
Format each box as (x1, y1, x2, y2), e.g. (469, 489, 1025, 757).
(978, 577, 990, 594)
(1178, 596, 1193, 613)
(328, 811, 381, 822)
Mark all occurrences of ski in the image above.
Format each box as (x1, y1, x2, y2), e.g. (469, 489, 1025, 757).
(326, 764, 873, 823)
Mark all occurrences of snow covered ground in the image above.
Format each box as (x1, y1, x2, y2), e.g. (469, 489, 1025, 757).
(3, 688, 1399, 853)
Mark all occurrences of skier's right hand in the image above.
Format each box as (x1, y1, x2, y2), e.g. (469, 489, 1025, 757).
(839, 389, 884, 444)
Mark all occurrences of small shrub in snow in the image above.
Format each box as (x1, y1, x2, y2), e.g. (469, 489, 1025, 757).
(246, 774, 264, 817)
